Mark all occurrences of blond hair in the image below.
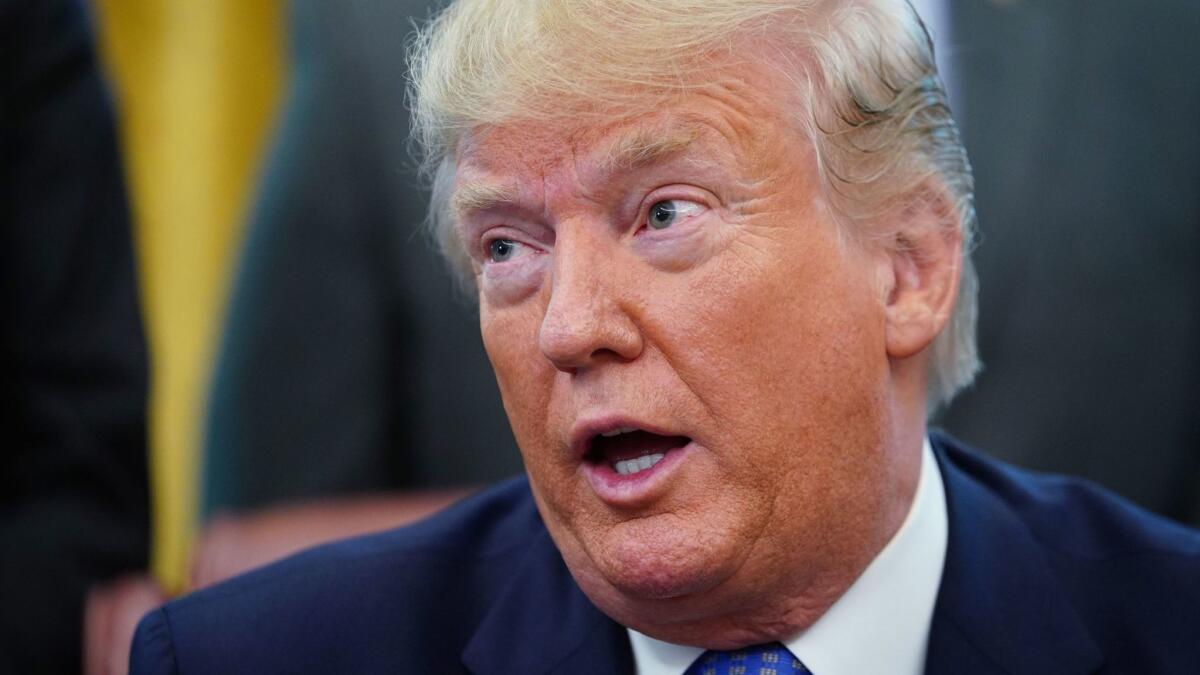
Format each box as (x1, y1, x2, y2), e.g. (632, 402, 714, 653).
(409, 0, 980, 410)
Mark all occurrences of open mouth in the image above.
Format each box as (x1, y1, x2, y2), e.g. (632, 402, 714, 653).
(584, 428, 692, 477)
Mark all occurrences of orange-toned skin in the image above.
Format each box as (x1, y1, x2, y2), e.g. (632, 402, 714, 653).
(454, 61, 960, 649)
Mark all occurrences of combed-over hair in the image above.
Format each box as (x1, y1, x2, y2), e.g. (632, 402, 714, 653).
(409, 0, 980, 411)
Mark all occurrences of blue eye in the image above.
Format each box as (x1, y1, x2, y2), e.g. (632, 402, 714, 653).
(489, 239, 517, 262)
(648, 201, 679, 230)
(647, 199, 703, 230)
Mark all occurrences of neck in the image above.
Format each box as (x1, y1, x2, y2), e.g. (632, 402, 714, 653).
(621, 420, 926, 649)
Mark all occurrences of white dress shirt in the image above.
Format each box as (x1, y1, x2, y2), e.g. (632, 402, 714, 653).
(628, 437, 948, 675)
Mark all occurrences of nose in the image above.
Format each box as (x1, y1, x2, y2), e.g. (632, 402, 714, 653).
(538, 233, 643, 373)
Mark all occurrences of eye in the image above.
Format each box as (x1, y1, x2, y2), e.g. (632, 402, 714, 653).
(646, 199, 704, 230)
(488, 238, 519, 262)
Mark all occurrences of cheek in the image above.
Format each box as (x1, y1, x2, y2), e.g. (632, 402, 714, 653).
(480, 254, 548, 306)
(655, 229, 888, 461)
(479, 298, 561, 465)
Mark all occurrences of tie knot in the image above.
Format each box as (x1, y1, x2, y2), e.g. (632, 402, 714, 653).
(684, 642, 811, 675)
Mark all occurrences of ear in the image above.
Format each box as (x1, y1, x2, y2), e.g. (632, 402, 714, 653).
(878, 183, 963, 360)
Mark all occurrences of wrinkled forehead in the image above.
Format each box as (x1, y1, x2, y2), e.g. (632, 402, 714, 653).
(450, 62, 810, 210)
(454, 115, 695, 192)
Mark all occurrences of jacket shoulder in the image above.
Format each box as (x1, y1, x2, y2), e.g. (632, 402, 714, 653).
(933, 431, 1200, 559)
(131, 476, 544, 675)
(932, 431, 1200, 671)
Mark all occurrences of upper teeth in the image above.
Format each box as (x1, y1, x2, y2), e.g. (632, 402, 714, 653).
(600, 426, 638, 437)
(614, 453, 665, 476)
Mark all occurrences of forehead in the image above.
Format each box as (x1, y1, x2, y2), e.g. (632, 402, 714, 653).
(451, 62, 806, 204)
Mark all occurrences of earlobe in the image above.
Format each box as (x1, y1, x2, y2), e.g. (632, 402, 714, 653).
(883, 184, 963, 360)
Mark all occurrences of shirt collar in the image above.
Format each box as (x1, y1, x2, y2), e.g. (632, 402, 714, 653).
(628, 437, 948, 675)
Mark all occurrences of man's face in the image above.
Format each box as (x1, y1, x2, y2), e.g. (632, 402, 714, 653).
(453, 65, 907, 644)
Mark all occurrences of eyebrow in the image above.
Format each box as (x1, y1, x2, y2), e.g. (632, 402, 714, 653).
(450, 125, 701, 218)
(598, 125, 699, 173)
(451, 181, 522, 219)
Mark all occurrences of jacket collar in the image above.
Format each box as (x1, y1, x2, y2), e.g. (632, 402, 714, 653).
(461, 527, 633, 675)
(462, 434, 1106, 675)
(926, 433, 1103, 675)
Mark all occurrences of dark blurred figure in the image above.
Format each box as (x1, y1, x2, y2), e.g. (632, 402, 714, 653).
(0, 0, 151, 672)
(194, 0, 519, 582)
(204, 0, 518, 510)
(934, 0, 1200, 523)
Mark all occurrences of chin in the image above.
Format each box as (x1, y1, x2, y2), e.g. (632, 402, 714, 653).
(591, 515, 737, 600)
(580, 546, 795, 650)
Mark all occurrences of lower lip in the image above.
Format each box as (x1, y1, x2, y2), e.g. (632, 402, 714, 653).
(582, 441, 696, 507)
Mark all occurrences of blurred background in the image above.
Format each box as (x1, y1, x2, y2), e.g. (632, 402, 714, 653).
(1, 0, 1196, 673)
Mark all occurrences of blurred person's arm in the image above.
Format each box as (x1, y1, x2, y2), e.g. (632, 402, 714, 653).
(83, 491, 468, 675)
(188, 489, 473, 589)
(0, 0, 151, 672)
(83, 490, 468, 675)
(84, 576, 162, 675)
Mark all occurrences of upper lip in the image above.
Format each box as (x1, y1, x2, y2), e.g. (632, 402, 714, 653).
(568, 415, 682, 460)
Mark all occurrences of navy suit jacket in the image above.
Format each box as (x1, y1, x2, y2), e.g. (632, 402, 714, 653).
(131, 433, 1200, 674)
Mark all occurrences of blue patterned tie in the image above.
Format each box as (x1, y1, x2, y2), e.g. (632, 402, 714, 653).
(683, 643, 812, 675)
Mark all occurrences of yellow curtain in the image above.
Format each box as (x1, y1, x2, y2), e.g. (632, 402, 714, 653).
(91, 0, 287, 593)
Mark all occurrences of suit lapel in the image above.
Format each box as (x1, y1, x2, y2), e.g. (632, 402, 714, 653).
(461, 528, 634, 675)
(926, 435, 1103, 675)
